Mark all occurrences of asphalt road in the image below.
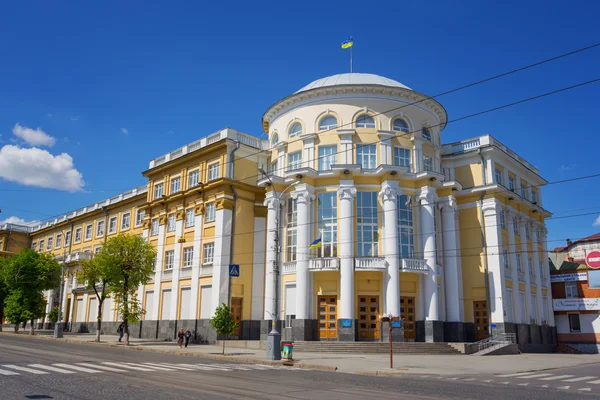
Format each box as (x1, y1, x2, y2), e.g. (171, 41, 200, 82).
(0, 334, 596, 400)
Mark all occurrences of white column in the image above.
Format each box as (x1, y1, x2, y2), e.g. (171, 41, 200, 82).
(377, 132, 393, 166)
(82, 293, 89, 322)
(151, 218, 166, 320)
(293, 184, 315, 320)
(440, 196, 460, 322)
(189, 204, 203, 320)
(264, 192, 279, 320)
(68, 274, 76, 323)
(169, 212, 185, 320)
(540, 227, 555, 326)
(485, 158, 495, 184)
(45, 290, 54, 316)
(532, 221, 543, 325)
(418, 186, 439, 320)
(482, 199, 506, 324)
(413, 142, 423, 173)
(251, 212, 266, 320)
(211, 202, 232, 316)
(338, 181, 357, 320)
(337, 131, 355, 164)
(506, 210, 522, 323)
(61, 276, 69, 323)
(379, 181, 400, 317)
(519, 215, 533, 323)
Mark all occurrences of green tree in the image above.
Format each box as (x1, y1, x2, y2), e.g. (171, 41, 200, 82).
(0, 257, 8, 332)
(93, 234, 156, 345)
(47, 306, 60, 324)
(210, 303, 238, 355)
(77, 256, 111, 342)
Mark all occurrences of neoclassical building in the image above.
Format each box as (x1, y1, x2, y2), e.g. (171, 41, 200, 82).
(8, 72, 555, 346)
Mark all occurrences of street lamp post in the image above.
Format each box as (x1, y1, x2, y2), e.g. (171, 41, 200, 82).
(53, 251, 66, 338)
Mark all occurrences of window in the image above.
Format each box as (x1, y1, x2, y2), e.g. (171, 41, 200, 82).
(392, 118, 409, 133)
(167, 213, 176, 232)
(269, 160, 278, 177)
(85, 224, 92, 240)
(513, 216, 519, 235)
(75, 227, 82, 243)
(287, 151, 302, 171)
(356, 114, 375, 129)
(531, 190, 537, 203)
(96, 220, 105, 237)
(398, 195, 414, 258)
(56, 233, 62, 248)
(516, 253, 522, 273)
(31, 241, 37, 250)
(271, 133, 279, 145)
(38, 240, 44, 252)
(503, 249, 509, 269)
(185, 208, 195, 228)
(288, 122, 302, 137)
(423, 155, 434, 172)
(109, 216, 117, 234)
(539, 261, 545, 278)
(94, 246, 101, 254)
(171, 177, 180, 194)
(528, 257, 534, 276)
(188, 170, 200, 188)
(154, 183, 164, 199)
(422, 127, 432, 141)
(357, 192, 379, 257)
(205, 203, 216, 223)
(65, 231, 71, 246)
(135, 209, 145, 226)
(356, 144, 377, 169)
(525, 223, 530, 240)
(183, 247, 193, 267)
(319, 115, 338, 131)
(495, 169, 503, 185)
(393, 147, 411, 168)
(203, 243, 215, 264)
(286, 198, 298, 262)
(568, 313, 581, 332)
(499, 209, 506, 229)
(565, 281, 578, 298)
(121, 212, 131, 230)
(151, 219, 159, 236)
(47, 237, 53, 250)
(508, 176, 515, 191)
(318, 145, 337, 171)
(208, 163, 220, 181)
(530, 295, 537, 322)
(520, 183, 527, 199)
(165, 251, 174, 270)
(317, 192, 337, 257)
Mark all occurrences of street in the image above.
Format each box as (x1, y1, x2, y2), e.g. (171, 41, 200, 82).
(0, 335, 597, 399)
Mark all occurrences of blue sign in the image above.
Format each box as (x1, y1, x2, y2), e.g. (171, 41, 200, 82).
(229, 264, 240, 277)
(491, 323, 497, 329)
(392, 320, 402, 328)
(341, 319, 352, 328)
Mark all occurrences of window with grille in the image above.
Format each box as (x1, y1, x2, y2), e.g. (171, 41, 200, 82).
(356, 144, 377, 169)
(393, 147, 411, 168)
(183, 247, 193, 267)
(318, 145, 337, 171)
(203, 243, 215, 264)
(205, 203, 216, 223)
(357, 192, 378, 257)
(185, 209, 195, 228)
(165, 251, 174, 270)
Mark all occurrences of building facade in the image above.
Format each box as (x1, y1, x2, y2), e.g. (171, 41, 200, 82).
(0, 223, 31, 259)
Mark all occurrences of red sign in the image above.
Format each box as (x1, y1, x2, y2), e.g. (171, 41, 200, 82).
(586, 251, 600, 269)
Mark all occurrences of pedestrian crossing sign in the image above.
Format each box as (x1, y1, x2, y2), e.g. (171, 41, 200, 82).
(229, 264, 240, 277)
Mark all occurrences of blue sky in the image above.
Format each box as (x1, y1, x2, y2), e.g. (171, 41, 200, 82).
(0, 0, 598, 249)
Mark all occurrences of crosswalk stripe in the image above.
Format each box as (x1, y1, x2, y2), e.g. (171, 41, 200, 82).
(462, 378, 476, 381)
(541, 384, 549, 388)
(212, 364, 251, 370)
(102, 362, 154, 371)
(0, 368, 20, 376)
(176, 363, 220, 371)
(497, 372, 539, 377)
(516, 373, 553, 379)
(125, 363, 176, 371)
(517, 383, 529, 386)
(53, 363, 102, 373)
(29, 364, 75, 374)
(587, 379, 600, 384)
(579, 388, 592, 391)
(76, 363, 128, 372)
(3, 365, 48, 375)
(556, 386, 571, 390)
(539, 375, 574, 381)
(195, 363, 232, 370)
(564, 376, 597, 382)
(143, 363, 191, 371)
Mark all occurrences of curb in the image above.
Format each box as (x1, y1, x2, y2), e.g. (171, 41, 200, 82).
(0, 332, 337, 372)
(354, 370, 435, 377)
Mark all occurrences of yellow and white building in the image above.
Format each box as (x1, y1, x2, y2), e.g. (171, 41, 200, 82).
(14, 72, 555, 345)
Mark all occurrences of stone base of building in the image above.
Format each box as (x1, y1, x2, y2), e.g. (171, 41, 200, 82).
(381, 325, 404, 342)
(337, 319, 356, 341)
(240, 320, 261, 340)
(260, 319, 282, 341)
(416, 320, 445, 342)
(443, 322, 465, 342)
(281, 319, 318, 341)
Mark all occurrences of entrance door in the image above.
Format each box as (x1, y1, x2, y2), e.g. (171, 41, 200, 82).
(231, 297, 242, 337)
(64, 298, 71, 323)
(400, 297, 416, 341)
(358, 296, 380, 340)
(474, 301, 489, 340)
(318, 295, 337, 340)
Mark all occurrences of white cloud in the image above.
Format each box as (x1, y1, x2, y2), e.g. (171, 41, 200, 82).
(560, 164, 575, 172)
(121, 128, 129, 134)
(593, 216, 600, 227)
(70, 116, 80, 121)
(0, 145, 84, 192)
(0, 216, 40, 227)
(12, 123, 56, 147)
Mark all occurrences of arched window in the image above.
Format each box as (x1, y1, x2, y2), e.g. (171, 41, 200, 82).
(356, 114, 375, 129)
(422, 127, 432, 141)
(271, 133, 279, 145)
(289, 122, 302, 138)
(319, 115, 338, 131)
(393, 118, 409, 133)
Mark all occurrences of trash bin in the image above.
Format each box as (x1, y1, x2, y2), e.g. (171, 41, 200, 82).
(282, 342, 293, 361)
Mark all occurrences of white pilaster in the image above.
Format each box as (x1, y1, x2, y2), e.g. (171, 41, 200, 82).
(137, 227, 150, 305)
(264, 193, 279, 320)
(506, 210, 522, 323)
(190, 204, 203, 320)
(532, 222, 543, 324)
(211, 205, 232, 316)
(454, 211, 465, 321)
(418, 186, 439, 320)
(68, 274, 76, 322)
(379, 181, 400, 317)
(338, 181, 357, 320)
(482, 199, 506, 324)
(337, 130, 355, 164)
(439, 196, 460, 322)
(169, 214, 185, 320)
(485, 158, 495, 184)
(251, 213, 266, 320)
(82, 293, 89, 322)
(377, 131, 393, 166)
(519, 215, 533, 323)
(61, 274, 70, 323)
(540, 227, 555, 326)
(302, 134, 317, 169)
(151, 219, 166, 320)
(277, 148, 285, 177)
(292, 184, 315, 320)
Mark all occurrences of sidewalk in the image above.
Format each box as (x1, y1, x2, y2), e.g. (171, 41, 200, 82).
(3, 331, 599, 376)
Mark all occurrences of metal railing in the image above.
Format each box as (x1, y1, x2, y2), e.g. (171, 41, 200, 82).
(476, 333, 517, 354)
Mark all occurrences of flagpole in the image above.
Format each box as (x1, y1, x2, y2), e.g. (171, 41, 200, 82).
(350, 45, 353, 73)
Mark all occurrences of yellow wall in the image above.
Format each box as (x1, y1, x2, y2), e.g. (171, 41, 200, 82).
(455, 163, 483, 188)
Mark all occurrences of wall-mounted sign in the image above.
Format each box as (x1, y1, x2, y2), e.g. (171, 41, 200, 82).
(586, 251, 600, 269)
(550, 272, 587, 283)
(553, 298, 600, 311)
(391, 320, 402, 328)
(341, 319, 352, 328)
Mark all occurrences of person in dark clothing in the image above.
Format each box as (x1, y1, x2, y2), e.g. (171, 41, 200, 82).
(184, 328, 192, 348)
(117, 322, 125, 343)
(177, 328, 184, 348)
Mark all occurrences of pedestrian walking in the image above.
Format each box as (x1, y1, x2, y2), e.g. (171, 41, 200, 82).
(184, 328, 192, 348)
(177, 328, 184, 348)
(117, 322, 125, 343)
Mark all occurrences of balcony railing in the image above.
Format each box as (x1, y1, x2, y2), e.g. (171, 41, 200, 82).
(64, 251, 92, 264)
(309, 258, 339, 271)
(401, 258, 428, 273)
(355, 257, 385, 270)
(282, 262, 297, 274)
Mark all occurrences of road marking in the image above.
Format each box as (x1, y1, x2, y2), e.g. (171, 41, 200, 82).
(497, 372, 539, 377)
(195, 363, 232, 371)
(517, 383, 529, 386)
(143, 363, 191, 371)
(564, 376, 597, 382)
(53, 363, 102, 373)
(447, 377, 459, 380)
(540, 375, 575, 381)
(587, 379, 600, 384)
(463, 378, 477, 381)
(579, 388, 591, 392)
(556, 385, 570, 390)
(0, 368, 19, 376)
(2, 365, 48, 375)
(102, 362, 154, 371)
(499, 382, 510, 385)
(125, 363, 176, 371)
(516, 373, 553, 379)
(482, 379, 493, 383)
(28, 364, 75, 374)
(76, 363, 128, 372)
(540, 384, 549, 388)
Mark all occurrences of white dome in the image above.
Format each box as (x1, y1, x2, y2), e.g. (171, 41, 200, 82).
(296, 73, 411, 93)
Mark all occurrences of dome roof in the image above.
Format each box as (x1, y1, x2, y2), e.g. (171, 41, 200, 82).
(295, 73, 411, 93)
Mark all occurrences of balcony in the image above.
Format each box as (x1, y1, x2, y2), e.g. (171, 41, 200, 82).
(401, 258, 428, 273)
(64, 251, 92, 264)
(282, 262, 296, 275)
(309, 258, 339, 271)
(355, 257, 386, 270)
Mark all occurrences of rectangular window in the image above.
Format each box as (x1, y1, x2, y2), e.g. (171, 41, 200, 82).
(47, 237, 53, 250)
(164, 250, 174, 270)
(317, 192, 337, 257)
(398, 195, 414, 258)
(205, 203, 216, 223)
(39, 240, 44, 252)
(393, 147, 411, 168)
(167, 213, 176, 232)
(183, 247, 193, 267)
(531, 190, 537, 203)
(109, 216, 117, 234)
(356, 192, 379, 257)
(85, 224, 92, 240)
(185, 208, 195, 228)
(75, 227, 82, 243)
(503, 249, 509, 269)
(516, 253, 522, 273)
(270, 160, 278, 177)
(151, 219, 159, 236)
(565, 281, 578, 298)
(513, 216, 519, 235)
(287, 151, 302, 171)
(96, 220, 105, 237)
(495, 169, 503, 185)
(65, 231, 72, 246)
(520, 183, 527, 199)
(286, 198, 298, 262)
(528, 257, 534, 276)
(203, 243, 214, 264)
(530, 295, 537, 323)
(208, 163, 220, 181)
(525, 223, 530, 240)
(31, 241, 37, 250)
(154, 183, 164, 199)
(121, 212, 131, 230)
(499, 209, 506, 229)
(508, 176, 515, 191)
(94, 246, 101, 254)
(188, 170, 200, 188)
(423, 155, 434, 172)
(539, 261, 545, 278)
(356, 144, 377, 169)
(135, 209, 145, 226)
(56, 233, 62, 248)
(170, 177, 180, 194)
(568, 313, 581, 332)
(318, 145, 337, 171)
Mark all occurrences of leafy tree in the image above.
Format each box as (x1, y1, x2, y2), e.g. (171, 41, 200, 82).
(0, 257, 8, 332)
(77, 256, 111, 342)
(47, 306, 60, 324)
(94, 234, 156, 345)
(210, 303, 238, 355)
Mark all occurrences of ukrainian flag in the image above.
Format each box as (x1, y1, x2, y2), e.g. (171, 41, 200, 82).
(341, 37, 353, 49)
(309, 237, 322, 250)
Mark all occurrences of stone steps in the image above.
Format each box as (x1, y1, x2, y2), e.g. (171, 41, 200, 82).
(291, 341, 463, 354)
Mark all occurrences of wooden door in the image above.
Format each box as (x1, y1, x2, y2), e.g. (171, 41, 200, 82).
(318, 295, 338, 340)
(358, 296, 380, 340)
(231, 297, 242, 337)
(474, 301, 489, 340)
(400, 297, 416, 341)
